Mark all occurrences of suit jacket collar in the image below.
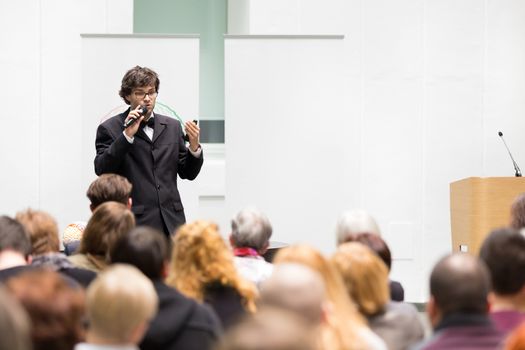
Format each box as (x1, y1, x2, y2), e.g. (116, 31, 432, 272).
(120, 108, 167, 144)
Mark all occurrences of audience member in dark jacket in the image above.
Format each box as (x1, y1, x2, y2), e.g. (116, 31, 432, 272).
(415, 253, 504, 350)
(111, 226, 222, 350)
(16, 209, 96, 287)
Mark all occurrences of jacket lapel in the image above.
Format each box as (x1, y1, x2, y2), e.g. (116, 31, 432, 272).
(152, 117, 167, 144)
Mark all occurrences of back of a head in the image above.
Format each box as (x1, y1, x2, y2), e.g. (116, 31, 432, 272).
(331, 242, 390, 317)
(260, 263, 325, 325)
(342, 232, 392, 270)
(0, 216, 31, 258)
(215, 307, 316, 350)
(111, 226, 169, 280)
(86, 173, 132, 210)
(336, 210, 381, 245)
(430, 253, 491, 316)
(0, 287, 31, 350)
(479, 227, 525, 296)
(16, 209, 60, 255)
(86, 264, 157, 344)
(80, 202, 135, 259)
(6, 269, 85, 350)
(230, 208, 273, 252)
(510, 193, 525, 230)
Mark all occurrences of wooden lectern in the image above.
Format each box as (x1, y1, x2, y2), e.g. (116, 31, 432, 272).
(450, 177, 525, 254)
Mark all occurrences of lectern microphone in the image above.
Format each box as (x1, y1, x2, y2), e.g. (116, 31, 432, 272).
(498, 131, 522, 177)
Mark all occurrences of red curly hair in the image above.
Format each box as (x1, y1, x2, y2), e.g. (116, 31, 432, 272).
(166, 220, 257, 312)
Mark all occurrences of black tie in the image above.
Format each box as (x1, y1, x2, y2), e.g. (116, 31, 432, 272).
(142, 117, 154, 129)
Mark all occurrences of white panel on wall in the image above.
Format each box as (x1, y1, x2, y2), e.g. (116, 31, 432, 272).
(225, 35, 345, 252)
(0, 0, 40, 214)
(81, 34, 200, 223)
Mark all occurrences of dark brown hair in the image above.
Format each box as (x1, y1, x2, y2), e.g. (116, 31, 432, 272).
(111, 226, 170, 280)
(479, 227, 525, 295)
(118, 66, 160, 104)
(6, 269, 86, 350)
(15, 209, 60, 255)
(0, 216, 31, 258)
(86, 174, 132, 210)
(342, 232, 392, 270)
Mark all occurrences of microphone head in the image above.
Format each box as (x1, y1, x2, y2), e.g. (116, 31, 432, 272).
(498, 131, 503, 137)
(141, 106, 148, 115)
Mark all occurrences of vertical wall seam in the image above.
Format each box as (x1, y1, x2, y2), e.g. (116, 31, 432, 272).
(481, 0, 488, 175)
(420, 0, 427, 302)
(38, 0, 42, 208)
(359, 0, 365, 207)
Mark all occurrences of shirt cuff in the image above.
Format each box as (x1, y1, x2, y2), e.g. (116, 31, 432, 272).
(123, 131, 134, 144)
(189, 145, 202, 158)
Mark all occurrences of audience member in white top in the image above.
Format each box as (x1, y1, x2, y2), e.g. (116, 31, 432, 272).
(74, 264, 158, 350)
(230, 208, 273, 287)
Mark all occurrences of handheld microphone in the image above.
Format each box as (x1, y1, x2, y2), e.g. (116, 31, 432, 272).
(123, 106, 148, 129)
(498, 131, 522, 177)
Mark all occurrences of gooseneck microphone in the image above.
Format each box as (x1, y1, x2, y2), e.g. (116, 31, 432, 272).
(123, 106, 148, 129)
(498, 131, 522, 177)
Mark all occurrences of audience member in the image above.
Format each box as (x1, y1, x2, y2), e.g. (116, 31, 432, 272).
(16, 208, 96, 287)
(260, 263, 327, 326)
(69, 202, 135, 273)
(342, 232, 405, 302)
(415, 253, 504, 349)
(215, 306, 317, 350)
(274, 244, 386, 350)
(0, 287, 32, 350)
(166, 220, 257, 329)
(64, 174, 133, 255)
(230, 208, 273, 288)
(0, 215, 34, 282)
(479, 227, 525, 333)
(6, 269, 86, 350)
(75, 264, 157, 350)
(505, 322, 525, 350)
(335, 210, 381, 244)
(510, 193, 525, 230)
(111, 226, 222, 350)
(332, 242, 423, 350)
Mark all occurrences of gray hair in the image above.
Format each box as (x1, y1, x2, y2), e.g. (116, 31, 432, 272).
(336, 210, 381, 245)
(231, 208, 273, 251)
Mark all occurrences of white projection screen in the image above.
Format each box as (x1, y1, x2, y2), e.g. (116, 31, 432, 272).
(225, 35, 345, 254)
(81, 34, 200, 222)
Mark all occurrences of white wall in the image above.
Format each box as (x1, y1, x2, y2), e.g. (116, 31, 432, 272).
(225, 35, 345, 253)
(0, 0, 132, 229)
(227, 0, 525, 302)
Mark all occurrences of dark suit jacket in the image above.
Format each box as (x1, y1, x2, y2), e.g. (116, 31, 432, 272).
(94, 109, 203, 235)
(140, 281, 222, 350)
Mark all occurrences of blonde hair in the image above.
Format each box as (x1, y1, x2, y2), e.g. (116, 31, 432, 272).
(16, 208, 60, 255)
(86, 264, 157, 343)
(166, 220, 257, 312)
(274, 244, 367, 350)
(331, 242, 390, 316)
